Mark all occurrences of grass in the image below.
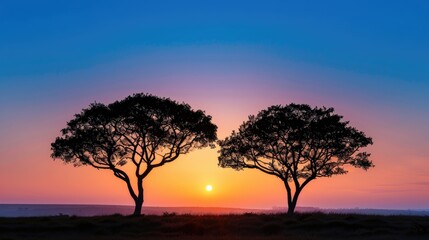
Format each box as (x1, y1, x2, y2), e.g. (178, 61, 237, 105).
(0, 212, 428, 240)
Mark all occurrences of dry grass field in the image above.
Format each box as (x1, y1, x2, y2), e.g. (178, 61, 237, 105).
(1, 212, 428, 240)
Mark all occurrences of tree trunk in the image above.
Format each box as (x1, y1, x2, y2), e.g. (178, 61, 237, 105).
(284, 177, 314, 215)
(284, 180, 296, 215)
(112, 169, 146, 216)
(132, 177, 144, 216)
(133, 196, 143, 216)
(132, 178, 144, 216)
(287, 199, 297, 215)
(284, 181, 301, 215)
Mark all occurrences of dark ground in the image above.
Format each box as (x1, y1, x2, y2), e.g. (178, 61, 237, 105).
(1, 212, 428, 240)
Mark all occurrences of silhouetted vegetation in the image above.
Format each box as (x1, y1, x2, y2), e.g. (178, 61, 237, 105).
(51, 93, 217, 215)
(219, 104, 373, 214)
(1, 213, 428, 239)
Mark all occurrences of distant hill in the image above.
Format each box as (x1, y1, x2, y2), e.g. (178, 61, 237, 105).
(1, 204, 428, 217)
(0, 204, 265, 217)
(271, 206, 429, 216)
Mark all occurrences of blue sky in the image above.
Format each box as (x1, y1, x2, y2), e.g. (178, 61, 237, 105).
(1, 1, 428, 80)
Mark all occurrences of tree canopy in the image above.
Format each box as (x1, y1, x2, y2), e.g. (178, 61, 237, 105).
(51, 93, 217, 215)
(218, 103, 373, 214)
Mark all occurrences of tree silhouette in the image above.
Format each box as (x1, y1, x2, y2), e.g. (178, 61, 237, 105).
(51, 93, 217, 215)
(218, 104, 373, 214)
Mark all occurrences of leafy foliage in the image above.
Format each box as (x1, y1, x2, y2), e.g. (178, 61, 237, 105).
(51, 93, 217, 215)
(218, 103, 373, 214)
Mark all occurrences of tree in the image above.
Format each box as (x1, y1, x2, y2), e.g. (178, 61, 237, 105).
(51, 93, 217, 216)
(218, 104, 373, 215)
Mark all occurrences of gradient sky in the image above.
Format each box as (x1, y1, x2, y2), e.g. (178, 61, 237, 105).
(1, 1, 428, 210)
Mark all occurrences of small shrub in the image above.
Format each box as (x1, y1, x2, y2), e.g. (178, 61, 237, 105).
(163, 212, 177, 217)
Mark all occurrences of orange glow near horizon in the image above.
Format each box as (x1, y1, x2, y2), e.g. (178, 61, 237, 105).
(1, 61, 429, 211)
(1, 92, 429, 210)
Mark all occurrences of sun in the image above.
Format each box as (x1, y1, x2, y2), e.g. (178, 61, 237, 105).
(205, 185, 213, 192)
